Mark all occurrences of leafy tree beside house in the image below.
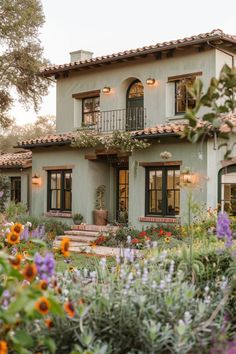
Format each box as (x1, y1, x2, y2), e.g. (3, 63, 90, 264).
(0, 0, 50, 129)
(0, 115, 56, 153)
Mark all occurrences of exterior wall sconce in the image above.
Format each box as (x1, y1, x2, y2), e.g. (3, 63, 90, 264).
(180, 169, 200, 188)
(146, 78, 156, 86)
(102, 86, 111, 94)
(32, 174, 40, 185)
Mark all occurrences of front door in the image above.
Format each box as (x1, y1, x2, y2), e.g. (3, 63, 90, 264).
(126, 80, 144, 131)
(117, 169, 129, 223)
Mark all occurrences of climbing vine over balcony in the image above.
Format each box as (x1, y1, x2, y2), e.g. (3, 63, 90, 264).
(71, 130, 151, 152)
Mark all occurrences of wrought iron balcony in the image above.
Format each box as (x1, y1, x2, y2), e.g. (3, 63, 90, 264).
(95, 107, 146, 133)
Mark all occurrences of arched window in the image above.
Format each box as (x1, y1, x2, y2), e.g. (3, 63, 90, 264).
(126, 80, 144, 131)
(218, 165, 236, 215)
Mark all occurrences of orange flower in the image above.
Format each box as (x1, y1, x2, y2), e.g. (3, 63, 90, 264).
(22, 263, 37, 281)
(44, 319, 54, 328)
(9, 254, 23, 269)
(61, 237, 70, 257)
(10, 223, 23, 235)
(0, 341, 7, 354)
(35, 297, 50, 315)
(39, 280, 48, 291)
(64, 301, 75, 317)
(6, 232, 20, 245)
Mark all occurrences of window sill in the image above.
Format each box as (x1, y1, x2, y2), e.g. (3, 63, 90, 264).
(167, 115, 186, 121)
(45, 211, 72, 218)
(139, 216, 179, 223)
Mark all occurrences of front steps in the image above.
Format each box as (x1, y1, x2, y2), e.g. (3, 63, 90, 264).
(54, 224, 120, 255)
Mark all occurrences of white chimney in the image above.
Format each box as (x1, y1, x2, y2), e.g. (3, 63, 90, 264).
(70, 50, 93, 63)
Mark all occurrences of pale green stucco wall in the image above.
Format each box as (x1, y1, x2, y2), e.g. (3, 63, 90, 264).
(56, 49, 216, 133)
(129, 139, 208, 228)
(0, 169, 31, 209)
(31, 147, 117, 224)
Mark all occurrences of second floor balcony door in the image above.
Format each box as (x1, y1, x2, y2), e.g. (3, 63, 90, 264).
(126, 80, 144, 131)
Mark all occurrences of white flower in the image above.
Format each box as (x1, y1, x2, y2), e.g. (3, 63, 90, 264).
(26, 221, 32, 227)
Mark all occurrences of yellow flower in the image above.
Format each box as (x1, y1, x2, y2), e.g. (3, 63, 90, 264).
(61, 237, 70, 257)
(35, 297, 50, 315)
(164, 237, 170, 243)
(7, 231, 20, 245)
(0, 341, 7, 354)
(64, 301, 75, 317)
(10, 223, 23, 235)
(9, 254, 23, 268)
(22, 263, 37, 281)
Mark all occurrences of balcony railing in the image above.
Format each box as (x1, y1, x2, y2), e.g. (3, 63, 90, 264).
(94, 107, 146, 133)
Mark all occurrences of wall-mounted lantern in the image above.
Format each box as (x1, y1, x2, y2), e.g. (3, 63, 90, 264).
(32, 174, 40, 185)
(102, 86, 111, 94)
(146, 78, 156, 86)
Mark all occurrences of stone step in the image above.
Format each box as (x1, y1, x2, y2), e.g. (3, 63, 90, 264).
(71, 224, 119, 233)
(57, 235, 98, 243)
(54, 241, 89, 248)
(64, 230, 100, 237)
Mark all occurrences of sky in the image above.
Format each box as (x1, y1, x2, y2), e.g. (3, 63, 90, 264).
(11, 0, 236, 125)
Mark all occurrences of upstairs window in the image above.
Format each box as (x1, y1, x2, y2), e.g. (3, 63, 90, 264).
(10, 177, 21, 203)
(82, 96, 100, 126)
(175, 77, 196, 114)
(47, 170, 72, 212)
(145, 166, 180, 216)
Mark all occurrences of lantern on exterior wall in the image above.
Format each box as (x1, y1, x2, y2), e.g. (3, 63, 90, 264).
(102, 86, 111, 94)
(180, 168, 200, 188)
(32, 174, 40, 185)
(146, 78, 156, 86)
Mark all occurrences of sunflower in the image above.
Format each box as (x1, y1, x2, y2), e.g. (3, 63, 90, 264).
(61, 237, 70, 257)
(44, 319, 54, 328)
(164, 237, 170, 243)
(6, 231, 20, 245)
(0, 340, 7, 354)
(22, 263, 37, 281)
(39, 280, 48, 291)
(35, 297, 50, 315)
(9, 254, 23, 269)
(10, 223, 23, 235)
(64, 301, 75, 317)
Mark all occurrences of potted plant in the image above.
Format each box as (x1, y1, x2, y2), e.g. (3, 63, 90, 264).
(93, 185, 108, 226)
(72, 213, 84, 225)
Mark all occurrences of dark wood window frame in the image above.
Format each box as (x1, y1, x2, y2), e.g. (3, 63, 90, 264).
(10, 176, 21, 204)
(47, 170, 72, 212)
(82, 95, 100, 126)
(145, 166, 180, 217)
(174, 77, 196, 115)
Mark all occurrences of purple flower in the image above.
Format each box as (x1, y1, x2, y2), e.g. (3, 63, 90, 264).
(34, 252, 55, 281)
(216, 212, 233, 248)
(20, 227, 29, 241)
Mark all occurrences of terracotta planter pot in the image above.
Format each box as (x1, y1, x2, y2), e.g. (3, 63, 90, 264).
(93, 209, 108, 226)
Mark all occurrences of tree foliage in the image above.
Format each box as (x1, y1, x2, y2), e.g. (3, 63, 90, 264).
(181, 64, 236, 158)
(0, 115, 56, 152)
(0, 0, 50, 127)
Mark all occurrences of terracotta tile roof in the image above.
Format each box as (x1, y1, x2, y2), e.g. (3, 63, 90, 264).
(18, 114, 236, 148)
(18, 132, 78, 148)
(132, 113, 236, 137)
(43, 29, 236, 76)
(0, 151, 32, 169)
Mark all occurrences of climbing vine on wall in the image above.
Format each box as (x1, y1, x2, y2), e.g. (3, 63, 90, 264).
(71, 130, 151, 152)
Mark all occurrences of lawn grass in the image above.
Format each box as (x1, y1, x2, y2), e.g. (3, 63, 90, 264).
(55, 252, 116, 272)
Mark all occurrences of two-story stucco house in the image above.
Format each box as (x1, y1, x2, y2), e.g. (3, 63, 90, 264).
(15, 29, 236, 228)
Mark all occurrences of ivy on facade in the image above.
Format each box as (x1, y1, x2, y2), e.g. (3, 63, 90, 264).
(71, 130, 151, 152)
